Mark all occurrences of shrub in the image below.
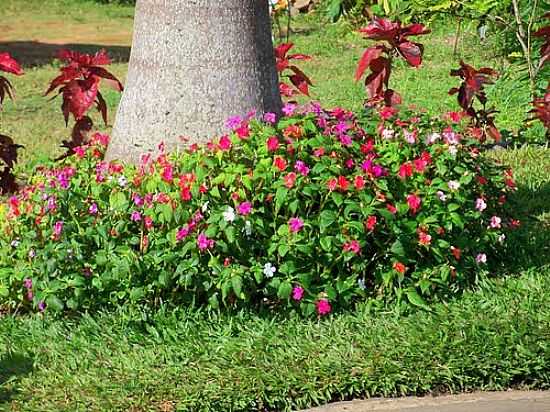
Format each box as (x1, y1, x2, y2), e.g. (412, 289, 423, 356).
(0, 102, 518, 316)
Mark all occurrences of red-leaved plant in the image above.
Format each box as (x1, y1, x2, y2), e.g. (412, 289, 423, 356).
(533, 13, 550, 68)
(274, 43, 313, 98)
(0, 53, 24, 194)
(45, 49, 123, 158)
(530, 83, 550, 139)
(449, 61, 500, 142)
(355, 17, 430, 107)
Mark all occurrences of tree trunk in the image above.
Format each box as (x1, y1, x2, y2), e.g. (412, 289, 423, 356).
(106, 0, 282, 163)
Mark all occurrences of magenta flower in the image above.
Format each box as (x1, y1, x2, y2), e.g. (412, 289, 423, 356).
(53, 221, 64, 239)
(343, 240, 361, 254)
(225, 115, 242, 130)
(197, 232, 215, 251)
(176, 226, 190, 241)
(46, 196, 57, 211)
(282, 103, 297, 116)
(292, 286, 304, 301)
(263, 112, 277, 124)
(132, 194, 144, 207)
(294, 161, 310, 176)
(131, 211, 142, 222)
(38, 301, 46, 312)
(339, 134, 353, 146)
(23, 278, 33, 289)
(266, 136, 279, 152)
(219, 135, 232, 151)
(407, 194, 422, 214)
(237, 202, 252, 216)
(316, 299, 332, 316)
(289, 217, 304, 233)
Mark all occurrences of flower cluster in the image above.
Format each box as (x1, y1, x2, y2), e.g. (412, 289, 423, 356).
(0, 104, 517, 316)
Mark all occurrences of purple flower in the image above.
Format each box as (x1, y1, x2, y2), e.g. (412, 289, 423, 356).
(292, 286, 304, 301)
(133, 194, 144, 207)
(89, 203, 98, 215)
(131, 211, 142, 222)
(339, 134, 353, 146)
(46, 196, 57, 211)
(23, 278, 33, 289)
(289, 217, 304, 233)
(197, 233, 215, 251)
(294, 161, 310, 176)
(38, 301, 46, 312)
(372, 165, 385, 177)
(263, 112, 277, 124)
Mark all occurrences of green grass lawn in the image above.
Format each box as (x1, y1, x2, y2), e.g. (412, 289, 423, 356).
(0, 1, 549, 411)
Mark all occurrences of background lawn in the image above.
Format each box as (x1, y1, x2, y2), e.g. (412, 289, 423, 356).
(0, 1, 549, 411)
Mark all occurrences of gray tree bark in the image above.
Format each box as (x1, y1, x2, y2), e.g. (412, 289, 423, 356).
(106, 0, 282, 163)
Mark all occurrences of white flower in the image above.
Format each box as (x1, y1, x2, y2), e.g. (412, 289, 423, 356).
(10, 240, 20, 248)
(443, 130, 460, 145)
(448, 145, 458, 156)
(244, 220, 252, 236)
(476, 253, 487, 264)
(263, 263, 276, 278)
(117, 175, 127, 187)
(357, 278, 366, 290)
(490, 216, 502, 229)
(447, 180, 460, 191)
(498, 234, 506, 244)
(436, 191, 447, 202)
(381, 128, 395, 140)
(404, 130, 416, 144)
(426, 132, 441, 144)
(223, 206, 235, 223)
(201, 201, 209, 213)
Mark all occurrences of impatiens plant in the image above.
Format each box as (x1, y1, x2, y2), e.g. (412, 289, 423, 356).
(449, 61, 501, 142)
(274, 43, 313, 98)
(355, 17, 430, 107)
(45, 49, 123, 158)
(0, 52, 24, 194)
(0, 102, 517, 316)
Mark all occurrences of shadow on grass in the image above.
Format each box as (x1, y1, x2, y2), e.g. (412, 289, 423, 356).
(0, 41, 131, 67)
(0, 352, 34, 404)
(498, 181, 550, 273)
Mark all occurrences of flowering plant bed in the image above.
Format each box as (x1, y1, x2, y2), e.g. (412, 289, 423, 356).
(0, 104, 517, 315)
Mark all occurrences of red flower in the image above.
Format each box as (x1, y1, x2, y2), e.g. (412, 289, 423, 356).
(413, 158, 428, 173)
(365, 215, 377, 231)
(361, 140, 374, 154)
(407, 194, 422, 214)
(218, 135, 232, 151)
(337, 175, 349, 191)
(398, 162, 413, 179)
(180, 185, 192, 201)
(266, 136, 279, 152)
(354, 175, 366, 190)
(273, 156, 287, 171)
(450, 246, 461, 260)
(393, 262, 406, 274)
(386, 203, 397, 214)
(418, 230, 432, 246)
(477, 175, 488, 185)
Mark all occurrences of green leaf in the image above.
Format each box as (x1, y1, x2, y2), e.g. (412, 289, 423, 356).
(320, 236, 332, 252)
(406, 289, 430, 310)
(231, 276, 243, 299)
(390, 239, 406, 257)
(46, 295, 64, 312)
(277, 281, 292, 299)
(278, 244, 290, 257)
(109, 191, 128, 211)
(319, 210, 337, 231)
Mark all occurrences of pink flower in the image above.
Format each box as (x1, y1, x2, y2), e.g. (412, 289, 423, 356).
(267, 136, 279, 152)
(343, 240, 361, 254)
(162, 165, 174, 183)
(475, 198, 487, 212)
(133, 194, 144, 207)
(294, 161, 310, 176)
(289, 217, 304, 233)
(237, 202, 252, 216)
(404, 129, 417, 144)
(313, 147, 325, 157)
(365, 215, 377, 231)
(144, 216, 154, 231)
(23, 278, 33, 289)
(89, 203, 98, 215)
(418, 231, 432, 246)
(413, 158, 428, 173)
(219, 135, 232, 151)
(235, 123, 250, 139)
(327, 178, 338, 191)
(354, 175, 365, 190)
(490, 216, 502, 229)
(197, 233, 215, 251)
(284, 172, 297, 189)
(263, 112, 277, 124)
(91, 132, 109, 146)
(292, 286, 304, 301)
(407, 194, 422, 214)
(73, 146, 86, 158)
(131, 211, 142, 222)
(316, 299, 332, 316)
(282, 103, 297, 116)
(339, 134, 353, 146)
(345, 159, 355, 169)
(225, 115, 242, 129)
(399, 162, 413, 179)
(274, 156, 287, 171)
(476, 253, 487, 264)
(53, 221, 64, 239)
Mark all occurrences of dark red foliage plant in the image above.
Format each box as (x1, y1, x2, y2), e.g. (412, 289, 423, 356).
(45, 49, 123, 158)
(355, 17, 430, 108)
(529, 84, 550, 139)
(0, 53, 24, 194)
(274, 43, 313, 98)
(449, 61, 500, 142)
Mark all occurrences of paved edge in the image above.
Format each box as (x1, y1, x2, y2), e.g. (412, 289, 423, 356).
(296, 390, 550, 412)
